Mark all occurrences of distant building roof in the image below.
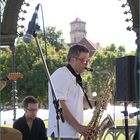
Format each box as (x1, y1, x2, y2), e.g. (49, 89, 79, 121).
(75, 17, 81, 22)
(70, 17, 86, 24)
(79, 37, 102, 57)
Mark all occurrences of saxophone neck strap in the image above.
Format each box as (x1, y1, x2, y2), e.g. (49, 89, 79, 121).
(66, 64, 93, 109)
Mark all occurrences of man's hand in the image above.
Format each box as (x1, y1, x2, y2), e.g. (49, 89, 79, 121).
(77, 125, 92, 140)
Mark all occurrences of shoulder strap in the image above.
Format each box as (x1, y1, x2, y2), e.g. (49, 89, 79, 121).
(66, 64, 92, 109)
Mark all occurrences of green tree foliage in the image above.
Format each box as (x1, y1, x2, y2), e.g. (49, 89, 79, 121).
(15, 39, 67, 105)
(0, 27, 136, 107)
(0, 48, 14, 105)
(84, 45, 128, 98)
(42, 26, 67, 51)
(0, 27, 67, 107)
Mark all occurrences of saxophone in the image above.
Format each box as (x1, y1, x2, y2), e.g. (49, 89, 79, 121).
(85, 68, 114, 140)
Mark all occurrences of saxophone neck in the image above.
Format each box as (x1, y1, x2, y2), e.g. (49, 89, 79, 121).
(85, 67, 112, 76)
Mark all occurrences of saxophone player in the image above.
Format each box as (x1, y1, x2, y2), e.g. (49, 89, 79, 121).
(47, 44, 95, 140)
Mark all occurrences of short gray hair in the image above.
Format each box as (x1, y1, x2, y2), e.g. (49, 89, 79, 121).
(67, 44, 89, 61)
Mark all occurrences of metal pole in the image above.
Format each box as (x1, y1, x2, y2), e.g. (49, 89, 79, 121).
(129, 1, 140, 136)
(10, 44, 18, 122)
(124, 102, 129, 140)
(121, 102, 129, 140)
(136, 30, 140, 140)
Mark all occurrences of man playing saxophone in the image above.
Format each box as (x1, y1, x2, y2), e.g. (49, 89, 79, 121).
(47, 44, 95, 140)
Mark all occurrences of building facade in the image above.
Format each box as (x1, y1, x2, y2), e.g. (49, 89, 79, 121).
(69, 17, 101, 57)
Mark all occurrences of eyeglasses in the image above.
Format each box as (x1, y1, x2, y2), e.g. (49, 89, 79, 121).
(26, 108, 38, 112)
(75, 57, 90, 64)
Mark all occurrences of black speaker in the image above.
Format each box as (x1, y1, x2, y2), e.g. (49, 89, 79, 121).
(116, 56, 136, 102)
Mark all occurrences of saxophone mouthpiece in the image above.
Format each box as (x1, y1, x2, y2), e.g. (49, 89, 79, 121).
(85, 67, 98, 73)
(85, 67, 111, 76)
(85, 67, 92, 71)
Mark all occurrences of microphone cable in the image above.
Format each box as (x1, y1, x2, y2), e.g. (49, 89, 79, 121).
(39, 4, 48, 60)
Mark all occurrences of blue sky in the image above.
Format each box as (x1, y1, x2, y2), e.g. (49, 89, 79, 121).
(19, 0, 137, 52)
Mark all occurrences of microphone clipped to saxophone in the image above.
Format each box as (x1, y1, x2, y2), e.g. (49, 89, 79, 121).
(82, 67, 114, 140)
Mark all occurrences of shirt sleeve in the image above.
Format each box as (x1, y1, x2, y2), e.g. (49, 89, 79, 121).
(50, 68, 70, 100)
(13, 121, 20, 130)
